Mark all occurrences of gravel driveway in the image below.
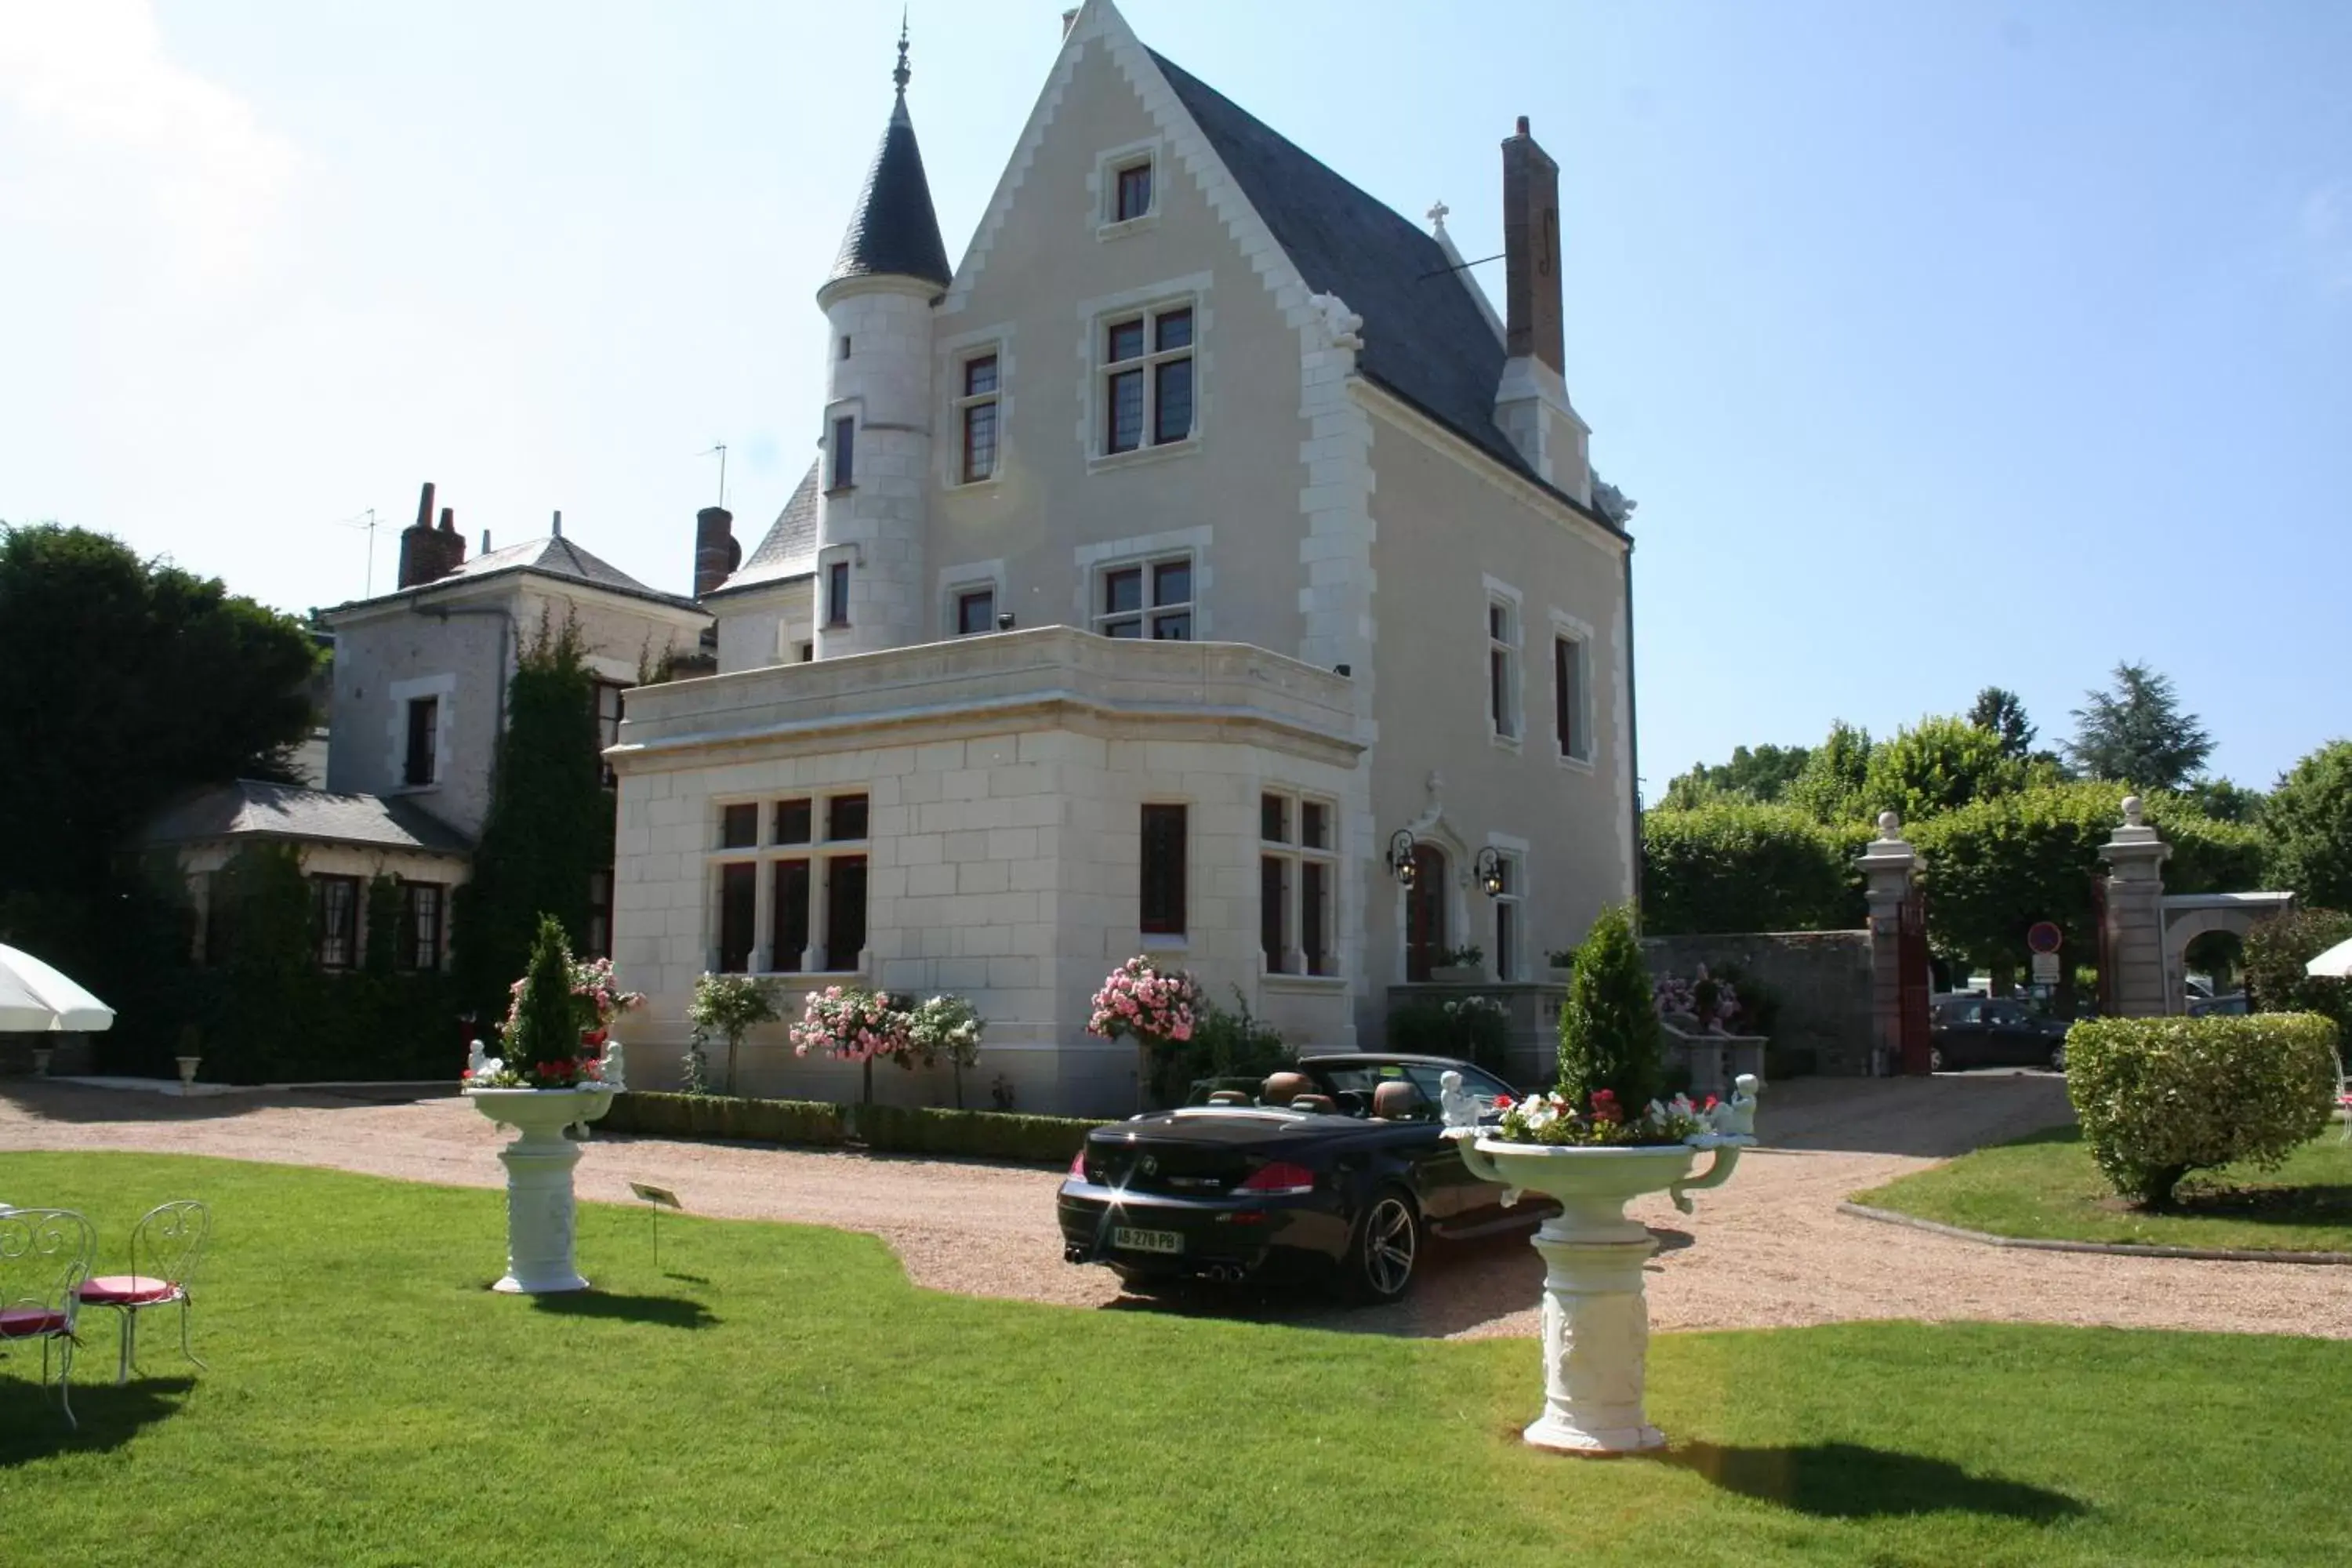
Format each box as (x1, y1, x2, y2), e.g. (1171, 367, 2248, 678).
(4, 1073, 2344, 1340)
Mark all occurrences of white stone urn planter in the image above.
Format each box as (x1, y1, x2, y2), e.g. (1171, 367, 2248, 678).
(175, 1054, 201, 1090)
(466, 1085, 615, 1294)
(31, 1045, 53, 1076)
(1443, 1074, 1759, 1455)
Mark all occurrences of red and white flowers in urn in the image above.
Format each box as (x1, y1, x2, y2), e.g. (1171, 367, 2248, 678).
(1087, 956, 1203, 1047)
(469, 916, 640, 1089)
(500, 953, 645, 1050)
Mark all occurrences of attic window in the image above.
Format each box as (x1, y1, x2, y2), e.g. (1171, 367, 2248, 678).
(1114, 161, 1152, 223)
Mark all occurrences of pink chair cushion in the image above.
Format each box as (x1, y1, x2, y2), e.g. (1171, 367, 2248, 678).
(0, 1307, 69, 1338)
(78, 1275, 180, 1307)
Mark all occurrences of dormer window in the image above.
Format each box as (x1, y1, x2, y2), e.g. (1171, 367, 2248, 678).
(1114, 160, 1152, 222)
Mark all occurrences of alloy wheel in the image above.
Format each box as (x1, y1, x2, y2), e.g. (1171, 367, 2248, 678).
(1359, 1194, 1418, 1299)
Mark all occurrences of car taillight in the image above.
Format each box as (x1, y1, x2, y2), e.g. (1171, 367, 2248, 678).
(1069, 1147, 1090, 1181)
(1237, 1161, 1315, 1197)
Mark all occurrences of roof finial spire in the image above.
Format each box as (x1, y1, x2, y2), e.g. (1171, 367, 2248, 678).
(893, 10, 910, 95)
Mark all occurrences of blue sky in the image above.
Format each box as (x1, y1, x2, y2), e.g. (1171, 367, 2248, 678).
(3, 1, 2346, 793)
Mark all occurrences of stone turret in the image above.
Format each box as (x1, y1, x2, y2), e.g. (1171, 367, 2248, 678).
(809, 23, 949, 658)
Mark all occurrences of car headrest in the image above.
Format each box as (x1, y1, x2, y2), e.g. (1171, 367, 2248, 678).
(1288, 1094, 1338, 1115)
(1205, 1089, 1250, 1105)
(1261, 1071, 1313, 1105)
(1371, 1080, 1420, 1120)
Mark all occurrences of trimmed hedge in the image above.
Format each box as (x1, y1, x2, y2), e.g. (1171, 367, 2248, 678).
(854, 1103, 1100, 1164)
(2064, 1014, 2339, 1207)
(601, 1091, 847, 1148)
(601, 1091, 1100, 1165)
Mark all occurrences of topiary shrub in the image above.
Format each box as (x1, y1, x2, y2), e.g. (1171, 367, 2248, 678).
(1557, 905, 1667, 1109)
(854, 1104, 1100, 1164)
(2242, 907, 2352, 1042)
(2064, 1014, 2339, 1208)
(602, 1091, 847, 1147)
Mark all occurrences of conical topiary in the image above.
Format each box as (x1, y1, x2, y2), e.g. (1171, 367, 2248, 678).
(506, 913, 580, 1079)
(1556, 904, 1666, 1110)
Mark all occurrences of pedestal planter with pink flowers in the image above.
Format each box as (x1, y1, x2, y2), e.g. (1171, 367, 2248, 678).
(1086, 956, 1203, 1111)
(462, 916, 642, 1295)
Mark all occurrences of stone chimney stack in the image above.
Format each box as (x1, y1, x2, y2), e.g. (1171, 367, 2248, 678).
(395, 481, 468, 589)
(1501, 116, 1564, 375)
(1492, 116, 1592, 506)
(693, 506, 740, 599)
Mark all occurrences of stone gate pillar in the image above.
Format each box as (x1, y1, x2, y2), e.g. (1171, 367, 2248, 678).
(2098, 796, 2171, 1018)
(1857, 811, 1918, 1076)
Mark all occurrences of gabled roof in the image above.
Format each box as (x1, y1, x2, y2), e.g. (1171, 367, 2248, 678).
(328, 534, 704, 617)
(830, 93, 953, 290)
(1148, 50, 1619, 535)
(708, 462, 820, 598)
(143, 781, 473, 856)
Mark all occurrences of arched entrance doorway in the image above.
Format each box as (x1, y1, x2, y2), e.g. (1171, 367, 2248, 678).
(1405, 844, 1448, 982)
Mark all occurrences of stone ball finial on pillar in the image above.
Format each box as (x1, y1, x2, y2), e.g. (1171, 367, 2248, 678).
(2121, 794, 2144, 827)
(1876, 810, 1901, 840)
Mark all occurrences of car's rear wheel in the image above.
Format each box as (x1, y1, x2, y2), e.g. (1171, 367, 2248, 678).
(1345, 1188, 1421, 1303)
(1929, 1045, 1946, 1073)
(2049, 1041, 2068, 1072)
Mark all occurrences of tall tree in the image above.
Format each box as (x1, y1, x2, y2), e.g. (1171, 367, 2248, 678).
(1784, 720, 1874, 824)
(2263, 740, 2352, 909)
(0, 524, 318, 953)
(1968, 686, 2038, 759)
(1657, 742, 1812, 810)
(1860, 717, 2029, 828)
(452, 615, 612, 1019)
(2066, 662, 2213, 791)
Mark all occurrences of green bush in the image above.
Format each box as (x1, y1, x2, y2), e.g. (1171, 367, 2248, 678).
(1145, 990, 1292, 1105)
(1557, 905, 1667, 1109)
(854, 1104, 1100, 1164)
(602, 1091, 846, 1147)
(1385, 995, 1510, 1076)
(2064, 1014, 2339, 1207)
(1641, 802, 1863, 934)
(2242, 907, 2352, 1042)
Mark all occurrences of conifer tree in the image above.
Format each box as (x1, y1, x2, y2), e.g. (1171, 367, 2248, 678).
(1556, 905, 1666, 1109)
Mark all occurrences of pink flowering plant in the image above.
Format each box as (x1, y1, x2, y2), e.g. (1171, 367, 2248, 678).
(1653, 967, 1742, 1033)
(1087, 956, 1203, 1048)
(499, 953, 645, 1049)
(791, 984, 917, 1103)
(470, 915, 638, 1089)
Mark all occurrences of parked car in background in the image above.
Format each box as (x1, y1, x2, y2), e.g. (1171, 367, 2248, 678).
(2188, 991, 2249, 1018)
(1058, 1054, 1556, 1303)
(1929, 994, 2072, 1071)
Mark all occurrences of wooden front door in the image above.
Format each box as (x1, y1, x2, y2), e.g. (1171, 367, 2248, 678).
(1405, 844, 1447, 982)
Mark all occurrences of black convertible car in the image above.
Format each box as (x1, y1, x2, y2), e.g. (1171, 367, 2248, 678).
(1057, 1053, 1555, 1302)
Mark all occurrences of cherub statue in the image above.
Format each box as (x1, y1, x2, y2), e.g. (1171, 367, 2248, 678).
(1436, 1069, 1483, 1131)
(465, 1040, 489, 1078)
(601, 1038, 627, 1093)
(1706, 1074, 1762, 1141)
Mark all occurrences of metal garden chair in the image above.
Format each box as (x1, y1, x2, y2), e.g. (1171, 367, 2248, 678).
(76, 1200, 210, 1385)
(1, 1207, 96, 1430)
(2336, 1054, 2351, 1145)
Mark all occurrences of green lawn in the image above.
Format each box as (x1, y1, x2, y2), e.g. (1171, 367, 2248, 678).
(1854, 1124, 2352, 1254)
(4, 1153, 2350, 1566)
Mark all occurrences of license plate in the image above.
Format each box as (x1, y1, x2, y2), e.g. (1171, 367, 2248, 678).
(1112, 1226, 1183, 1255)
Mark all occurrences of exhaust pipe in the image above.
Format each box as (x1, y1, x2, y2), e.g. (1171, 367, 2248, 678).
(1064, 1244, 1087, 1265)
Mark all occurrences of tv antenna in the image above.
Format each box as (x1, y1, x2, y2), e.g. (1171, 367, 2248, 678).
(336, 507, 384, 597)
(699, 443, 728, 509)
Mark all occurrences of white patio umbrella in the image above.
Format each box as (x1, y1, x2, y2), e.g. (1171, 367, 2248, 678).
(0, 943, 115, 1033)
(2304, 937, 2352, 980)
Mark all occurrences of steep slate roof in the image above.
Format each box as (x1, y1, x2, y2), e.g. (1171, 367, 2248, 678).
(708, 461, 820, 597)
(830, 95, 953, 289)
(1149, 51, 1618, 534)
(332, 534, 703, 615)
(144, 780, 473, 855)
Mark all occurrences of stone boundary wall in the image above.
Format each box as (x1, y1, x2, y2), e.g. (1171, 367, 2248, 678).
(1641, 931, 1873, 1076)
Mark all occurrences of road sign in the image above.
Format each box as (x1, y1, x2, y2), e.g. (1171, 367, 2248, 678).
(2031, 952, 2062, 985)
(2026, 921, 2063, 955)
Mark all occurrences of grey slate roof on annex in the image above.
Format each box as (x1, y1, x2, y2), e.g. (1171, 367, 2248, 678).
(336, 533, 702, 615)
(143, 780, 474, 855)
(712, 462, 820, 596)
(1149, 51, 1617, 534)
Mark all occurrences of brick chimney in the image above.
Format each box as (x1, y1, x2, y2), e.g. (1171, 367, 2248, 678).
(693, 506, 740, 599)
(1493, 116, 1592, 505)
(394, 481, 467, 589)
(1501, 116, 1563, 375)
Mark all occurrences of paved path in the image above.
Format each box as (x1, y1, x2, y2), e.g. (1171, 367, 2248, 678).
(3, 1074, 2343, 1340)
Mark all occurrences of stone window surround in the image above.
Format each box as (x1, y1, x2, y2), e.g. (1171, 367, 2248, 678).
(385, 672, 456, 795)
(1548, 607, 1597, 772)
(939, 324, 1012, 490)
(1483, 575, 1524, 752)
(705, 789, 871, 978)
(936, 557, 1007, 638)
(823, 397, 861, 495)
(1073, 524, 1214, 641)
(1090, 135, 1163, 240)
(1484, 831, 1530, 983)
(1259, 786, 1341, 978)
(1076, 272, 1210, 472)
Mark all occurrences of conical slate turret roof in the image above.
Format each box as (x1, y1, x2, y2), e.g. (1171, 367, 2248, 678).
(828, 33, 952, 289)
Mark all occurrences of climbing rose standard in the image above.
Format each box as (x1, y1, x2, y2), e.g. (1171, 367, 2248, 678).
(789, 985, 916, 1065)
(1086, 956, 1202, 1047)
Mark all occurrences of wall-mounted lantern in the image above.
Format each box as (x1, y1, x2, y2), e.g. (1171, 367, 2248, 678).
(1473, 846, 1506, 899)
(1385, 829, 1419, 889)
